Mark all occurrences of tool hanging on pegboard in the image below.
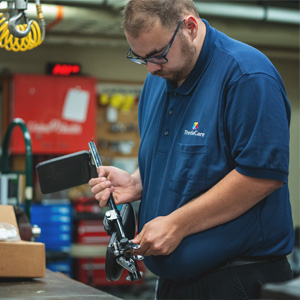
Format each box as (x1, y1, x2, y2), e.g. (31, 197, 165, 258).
(0, 0, 45, 51)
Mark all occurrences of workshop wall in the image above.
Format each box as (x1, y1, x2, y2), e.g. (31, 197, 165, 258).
(0, 43, 147, 82)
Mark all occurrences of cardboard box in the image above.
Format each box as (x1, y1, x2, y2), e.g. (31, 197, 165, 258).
(0, 205, 45, 278)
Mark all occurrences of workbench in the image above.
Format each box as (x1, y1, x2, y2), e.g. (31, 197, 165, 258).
(0, 269, 122, 300)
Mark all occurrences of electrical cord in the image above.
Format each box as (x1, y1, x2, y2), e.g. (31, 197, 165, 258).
(0, 14, 41, 51)
(0, 1, 45, 52)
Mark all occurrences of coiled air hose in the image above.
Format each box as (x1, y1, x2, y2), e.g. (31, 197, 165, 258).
(0, 2, 45, 52)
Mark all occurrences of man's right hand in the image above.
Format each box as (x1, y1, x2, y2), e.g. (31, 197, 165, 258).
(89, 166, 142, 207)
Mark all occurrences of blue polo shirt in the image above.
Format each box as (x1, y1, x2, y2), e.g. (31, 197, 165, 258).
(137, 19, 294, 282)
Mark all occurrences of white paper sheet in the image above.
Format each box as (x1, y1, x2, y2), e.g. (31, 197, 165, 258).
(62, 88, 90, 123)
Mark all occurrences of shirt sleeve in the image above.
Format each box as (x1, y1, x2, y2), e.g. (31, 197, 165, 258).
(225, 73, 291, 183)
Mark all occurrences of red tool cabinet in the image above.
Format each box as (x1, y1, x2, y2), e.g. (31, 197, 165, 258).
(9, 74, 97, 154)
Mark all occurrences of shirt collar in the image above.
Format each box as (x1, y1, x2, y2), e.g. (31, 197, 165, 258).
(166, 19, 216, 95)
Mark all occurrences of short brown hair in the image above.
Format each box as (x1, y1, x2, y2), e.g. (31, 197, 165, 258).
(122, 0, 199, 37)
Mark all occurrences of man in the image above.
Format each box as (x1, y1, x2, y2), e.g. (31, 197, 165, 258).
(89, 0, 294, 298)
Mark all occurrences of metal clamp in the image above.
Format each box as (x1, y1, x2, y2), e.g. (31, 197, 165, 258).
(105, 210, 119, 221)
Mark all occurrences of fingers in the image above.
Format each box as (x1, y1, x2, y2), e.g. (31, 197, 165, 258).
(89, 166, 108, 184)
(131, 229, 147, 255)
(132, 237, 154, 257)
(97, 166, 110, 178)
(131, 217, 181, 257)
(131, 229, 143, 245)
(131, 225, 154, 256)
(88, 169, 114, 207)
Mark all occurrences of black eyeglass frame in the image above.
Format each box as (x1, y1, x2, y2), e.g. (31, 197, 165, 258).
(126, 19, 185, 65)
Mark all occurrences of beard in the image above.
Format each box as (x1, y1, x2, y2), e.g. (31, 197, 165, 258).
(152, 35, 197, 85)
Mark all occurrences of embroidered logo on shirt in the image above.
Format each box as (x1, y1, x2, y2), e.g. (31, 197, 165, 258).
(184, 122, 205, 137)
(192, 122, 199, 130)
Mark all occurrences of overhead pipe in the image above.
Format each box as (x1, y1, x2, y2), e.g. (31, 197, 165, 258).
(24, 1, 299, 26)
(194, 2, 300, 25)
(26, 3, 122, 30)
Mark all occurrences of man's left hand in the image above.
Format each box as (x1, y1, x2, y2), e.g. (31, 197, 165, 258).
(131, 216, 183, 256)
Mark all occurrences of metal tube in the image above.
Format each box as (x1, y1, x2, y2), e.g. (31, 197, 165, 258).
(1, 118, 33, 221)
(194, 2, 300, 25)
(23, 2, 300, 25)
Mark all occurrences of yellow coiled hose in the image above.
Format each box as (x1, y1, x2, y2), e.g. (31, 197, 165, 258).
(0, 13, 42, 52)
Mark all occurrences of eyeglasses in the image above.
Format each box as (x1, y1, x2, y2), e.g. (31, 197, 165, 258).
(126, 19, 185, 65)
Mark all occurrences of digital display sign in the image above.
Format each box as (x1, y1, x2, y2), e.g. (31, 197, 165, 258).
(47, 63, 81, 76)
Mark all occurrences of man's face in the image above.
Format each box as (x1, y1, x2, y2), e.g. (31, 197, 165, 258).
(126, 20, 197, 85)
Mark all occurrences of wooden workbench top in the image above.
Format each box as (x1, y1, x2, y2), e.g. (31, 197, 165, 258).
(0, 269, 122, 300)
